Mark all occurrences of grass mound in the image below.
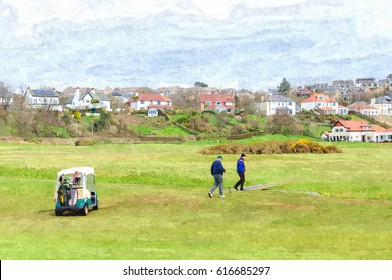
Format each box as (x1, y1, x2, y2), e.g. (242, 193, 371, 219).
(201, 138, 342, 155)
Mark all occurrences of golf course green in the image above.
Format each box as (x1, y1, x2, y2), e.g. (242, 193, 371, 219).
(0, 140, 391, 259)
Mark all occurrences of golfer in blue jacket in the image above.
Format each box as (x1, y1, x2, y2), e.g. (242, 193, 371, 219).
(233, 153, 246, 191)
(208, 155, 226, 198)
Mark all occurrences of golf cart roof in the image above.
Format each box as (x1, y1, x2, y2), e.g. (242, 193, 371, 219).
(57, 167, 95, 177)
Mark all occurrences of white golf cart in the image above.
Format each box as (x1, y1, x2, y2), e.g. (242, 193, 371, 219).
(54, 167, 99, 216)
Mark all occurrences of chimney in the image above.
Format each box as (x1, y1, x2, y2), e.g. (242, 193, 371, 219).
(75, 87, 80, 100)
(91, 87, 95, 95)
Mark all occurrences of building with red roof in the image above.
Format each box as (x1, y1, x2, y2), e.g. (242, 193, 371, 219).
(325, 119, 392, 142)
(131, 93, 172, 111)
(348, 103, 379, 116)
(301, 93, 344, 115)
(199, 93, 235, 113)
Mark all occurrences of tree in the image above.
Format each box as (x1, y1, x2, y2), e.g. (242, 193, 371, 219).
(265, 113, 303, 136)
(0, 86, 11, 111)
(235, 95, 254, 115)
(278, 78, 291, 96)
(194, 81, 208, 87)
(91, 98, 100, 109)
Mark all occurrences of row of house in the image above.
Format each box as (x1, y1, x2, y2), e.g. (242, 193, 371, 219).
(255, 93, 349, 116)
(322, 120, 392, 142)
(20, 87, 238, 114)
(255, 93, 392, 117)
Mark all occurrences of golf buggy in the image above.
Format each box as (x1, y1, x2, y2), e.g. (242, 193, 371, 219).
(54, 167, 99, 216)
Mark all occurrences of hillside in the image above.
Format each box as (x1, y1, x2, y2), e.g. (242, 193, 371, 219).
(0, 107, 390, 142)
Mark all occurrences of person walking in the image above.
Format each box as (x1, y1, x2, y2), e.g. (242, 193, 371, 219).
(233, 153, 246, 191)
(208, 155, 226, 198)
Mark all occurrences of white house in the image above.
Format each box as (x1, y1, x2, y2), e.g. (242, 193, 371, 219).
(325, 120, 392, 142)
(24, 88, 62, 110)
(257, 95, 296, 116)
(66, 88, 111, 111)
(301, 93, 342, 114)
(131, 93, 172, 111)
(348, 103, 379, 116)
(370, 96, 392, 116)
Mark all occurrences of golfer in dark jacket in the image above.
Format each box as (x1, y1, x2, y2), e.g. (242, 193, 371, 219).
(233, 153, 246, 191)
(208, 155, 226, 198)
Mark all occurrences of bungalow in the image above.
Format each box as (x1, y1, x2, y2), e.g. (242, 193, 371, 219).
(348, 103, 379, 116)
(257, 95, 296, 116)
(66, 88, 111, 111)
(325, 119, 392, 142)
(199, 93, 235, 113)
(24, 88, 62, 110)
(131, 93, 172, 111)
(301, 93, 341, 114)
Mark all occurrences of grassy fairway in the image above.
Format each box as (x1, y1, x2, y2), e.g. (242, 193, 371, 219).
(0, 141, 392, 259)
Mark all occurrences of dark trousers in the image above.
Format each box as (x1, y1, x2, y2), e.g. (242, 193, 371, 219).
(234, 172, 245, 190)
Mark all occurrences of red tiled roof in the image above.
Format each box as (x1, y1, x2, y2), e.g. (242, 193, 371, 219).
(322, 107, 334, 111)
(372, 125, 386, 132)
(336, 120, 389, 132)
(200, 94, 235, 103)
(302, 93, 337, 103)
(335, 120, 369, 131)
(138, 93, 172, 102)
(348, 103, 377, 111)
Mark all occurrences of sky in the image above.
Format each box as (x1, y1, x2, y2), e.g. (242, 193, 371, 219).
(1, 0, 392, 91)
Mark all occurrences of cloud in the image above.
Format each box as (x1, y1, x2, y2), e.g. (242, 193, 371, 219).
(0, 0, 391, 90)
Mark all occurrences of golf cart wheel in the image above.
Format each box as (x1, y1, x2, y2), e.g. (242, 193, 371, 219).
(93, 200, 99, 210)
(55, 210, 63, 216)
(80, 204, 88, 216)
